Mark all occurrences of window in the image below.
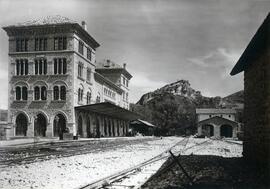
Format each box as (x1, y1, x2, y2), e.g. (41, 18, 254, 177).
(16, 39, 28, 52)
(86, 91, 91, 104)
(34, 86, 47, 101)
(209, 115, 212, 118)
(78, 88, 83, 102)
(53, 86, 66, 101)
(126, 93, 128, 101)
(78, 63, 83, 78)
(79, 41, 84, 55)
(54, 37, 67, 50)
(86, 68, 91, 82)
(22, 87, 28, 100)
(53, 86, 59, 100)
(60, 86, 66, 100)
(35, 38, 47, 51)
(87, 48, 92, 60)
(16, 59, 28, 76)
(35, 59, 47, 75)
(15, 86, 28, 101)
(54, 58, 67, 74)
(96, 94, 100, 103)
(15, 87, 21, 100)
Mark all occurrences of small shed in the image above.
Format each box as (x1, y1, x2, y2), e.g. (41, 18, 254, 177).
(130, 119, 156, 136)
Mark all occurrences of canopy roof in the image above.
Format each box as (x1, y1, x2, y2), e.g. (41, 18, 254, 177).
(75, 102, 140, 121)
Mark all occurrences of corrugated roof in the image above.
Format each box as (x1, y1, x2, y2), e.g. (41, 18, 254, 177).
(230, 12, 270, 75)
(196, 108, 237, 114)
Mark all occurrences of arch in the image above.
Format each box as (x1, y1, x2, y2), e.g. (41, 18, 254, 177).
(33, 80, 48, 88)
(53, 113, 67, 139)
(34, 113, 47, 137)
(52, 80, 68, 87)
(220, 124, 233, 138)
(15, 113, 28, 136)
(86, 116, 91, 138)
(96, 92, 101, 103)
(202, 124, 214, 137)
(78, 115, 83, 137)
(14, 81, 29, 87)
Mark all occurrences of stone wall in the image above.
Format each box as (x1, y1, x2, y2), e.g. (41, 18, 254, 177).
(243, 49, 270, 171)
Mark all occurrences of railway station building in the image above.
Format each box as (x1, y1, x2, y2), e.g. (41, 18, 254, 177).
(196, 108, 240, 138)
(2, 15, 138, 139)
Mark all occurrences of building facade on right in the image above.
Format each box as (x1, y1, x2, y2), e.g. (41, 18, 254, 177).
(231, 13, 270, 172)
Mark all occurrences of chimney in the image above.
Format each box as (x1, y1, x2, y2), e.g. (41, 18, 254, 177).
(81, 21, 87, 31)
(123, 63, 126, 69)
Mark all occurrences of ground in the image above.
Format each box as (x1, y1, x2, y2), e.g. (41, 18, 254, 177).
(0, 137, 243, 189)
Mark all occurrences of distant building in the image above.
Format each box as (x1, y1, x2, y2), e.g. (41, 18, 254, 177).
(130, 119, 156, 136)
(196, 108, 239, 138)
(2, 16, 137, 139)
(231, 13, 270, 171)
(0, 110, 8, 140)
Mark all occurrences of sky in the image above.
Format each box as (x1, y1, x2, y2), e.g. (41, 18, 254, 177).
(0, 0, 269, 108)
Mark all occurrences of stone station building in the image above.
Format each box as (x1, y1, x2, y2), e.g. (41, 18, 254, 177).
(2, 16, 137, 139)
(196, 108, 239, 138)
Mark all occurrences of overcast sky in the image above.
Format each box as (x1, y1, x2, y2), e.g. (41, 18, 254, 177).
(0, 0, 269, 108)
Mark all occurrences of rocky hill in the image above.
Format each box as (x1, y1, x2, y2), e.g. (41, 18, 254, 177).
(131, 80, 243, 135)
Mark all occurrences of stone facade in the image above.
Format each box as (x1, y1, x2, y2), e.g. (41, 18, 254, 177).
(230, 13, 270, 173)
(3, 16, 132, 139)
(243, 50, 270, 166)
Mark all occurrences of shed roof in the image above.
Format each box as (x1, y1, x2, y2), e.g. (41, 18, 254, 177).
(130, 119, 156, 127)
(197, 116, 239, 127)
(230, 13, 270, 75)
(196, 108, 236, 114)
(75, 102, 140, 121)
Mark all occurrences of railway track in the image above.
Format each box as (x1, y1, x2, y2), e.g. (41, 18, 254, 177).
(0, 137, 157, 168)
(78, 137, 212, 189)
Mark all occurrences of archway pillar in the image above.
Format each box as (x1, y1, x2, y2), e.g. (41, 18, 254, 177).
(214, 124, 220, 138)
(232, 126, 237, 138)
(46, 121, 53, 138)
(27, 120, 34, 137)
(197, 125, 202, 135)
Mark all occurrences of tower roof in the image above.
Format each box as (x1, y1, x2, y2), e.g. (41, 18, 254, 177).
(2, 15, 100, 48)
(5, 15, 76, 27)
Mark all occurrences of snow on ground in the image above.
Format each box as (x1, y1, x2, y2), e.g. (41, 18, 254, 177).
(0, 137, 243, 189)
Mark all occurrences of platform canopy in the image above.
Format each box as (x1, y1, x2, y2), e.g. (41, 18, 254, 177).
(75, 102, 140, 121)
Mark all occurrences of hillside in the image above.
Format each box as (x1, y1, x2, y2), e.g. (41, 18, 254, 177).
(131, 80, 243, 135)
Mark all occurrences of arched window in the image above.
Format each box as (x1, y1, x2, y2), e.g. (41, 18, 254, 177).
(15, 86, 21, 100)
(41, 86, 47, 100)
(53, 86, 59, 100)
(60, 86, 66, 100)
(34, 86, 40, 100)
(78, 88, 83, 102)
(22, 86, 28, 100)
(34, 86, 47, 101)
(86, 91, 91, 104)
